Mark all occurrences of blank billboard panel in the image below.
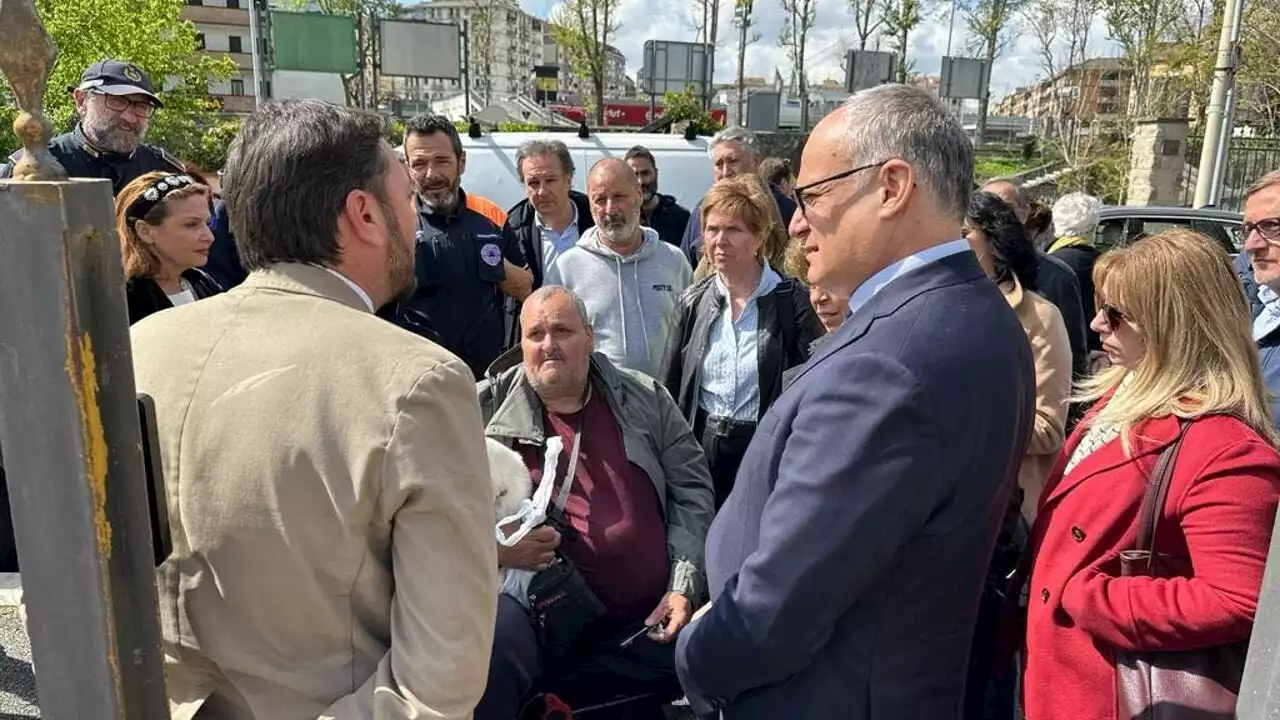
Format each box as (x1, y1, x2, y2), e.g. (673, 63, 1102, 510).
(746, 91, 781, 131)
(642, 40, 713, 96)
(845, 50, 897, 93)
(379, 20, 461, 80)
(270, 11, 358, 74)
(940, 57, 990, 99)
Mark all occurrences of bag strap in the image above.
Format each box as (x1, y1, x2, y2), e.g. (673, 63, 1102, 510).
(550, 385, 591, 513)
(1134, 420, 1191, 565)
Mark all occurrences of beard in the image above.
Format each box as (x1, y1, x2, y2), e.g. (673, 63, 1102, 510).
(597, 210, 641, 247)
(418, 176, 460, 214)
(640, 181, 658, 205)
(82, 105, 145, 154)
(382, 199, 418, 304)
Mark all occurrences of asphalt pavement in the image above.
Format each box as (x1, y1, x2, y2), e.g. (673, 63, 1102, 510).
(0, 604, 37, 718)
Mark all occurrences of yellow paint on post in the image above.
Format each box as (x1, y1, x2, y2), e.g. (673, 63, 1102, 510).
(66, 331, 112, 558)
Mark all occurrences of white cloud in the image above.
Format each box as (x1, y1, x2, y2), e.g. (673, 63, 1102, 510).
(519, 0, 1125, 102)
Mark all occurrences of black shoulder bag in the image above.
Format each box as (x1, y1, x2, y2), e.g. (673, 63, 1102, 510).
(525, 403, 606, 666)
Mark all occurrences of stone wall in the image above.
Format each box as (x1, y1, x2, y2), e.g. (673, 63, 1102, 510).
(1127, 119, 1189, 206)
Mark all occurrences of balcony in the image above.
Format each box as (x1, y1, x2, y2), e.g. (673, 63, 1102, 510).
(179, 5, 250, 26)
(211, 93, 256, 114)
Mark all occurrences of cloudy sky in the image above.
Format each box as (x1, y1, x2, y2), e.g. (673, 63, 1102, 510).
(517, 0, 1123, 101)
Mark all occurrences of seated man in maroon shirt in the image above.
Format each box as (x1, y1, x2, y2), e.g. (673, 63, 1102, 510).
(477, 285, 714, 719)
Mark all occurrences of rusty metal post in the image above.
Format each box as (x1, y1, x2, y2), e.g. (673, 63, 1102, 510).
(1239, 511, 1280, 719)
(0, 2, 169, 717)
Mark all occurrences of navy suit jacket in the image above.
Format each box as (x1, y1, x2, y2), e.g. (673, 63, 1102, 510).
(675, 251, 1035, 719)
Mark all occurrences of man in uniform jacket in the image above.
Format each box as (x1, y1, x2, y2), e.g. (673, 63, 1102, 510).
(1, 59, 182, 193)
(675, 86, 1035, 719)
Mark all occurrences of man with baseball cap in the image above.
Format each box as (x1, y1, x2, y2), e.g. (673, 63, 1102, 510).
(0, 59, 183, 194)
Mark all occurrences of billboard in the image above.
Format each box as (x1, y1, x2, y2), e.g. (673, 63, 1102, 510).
(746, 91, 781, 131)
(549, 102, 728, 127)
(940, 57, 991, 99)
(533, 65, 559, 104)
(845, 50, 897, 93)
(269, 11, 358, 74)
(379, 20, 462, 79)
(642, 40, 714, 97)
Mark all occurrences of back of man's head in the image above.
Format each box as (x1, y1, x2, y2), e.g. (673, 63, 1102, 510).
(838, 84, 974, 222)
(223, 99, 389, 271)
(981, 178, 1029, 224)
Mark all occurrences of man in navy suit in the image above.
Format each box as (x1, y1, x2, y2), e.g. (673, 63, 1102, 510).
(674, 84, 1036, 719)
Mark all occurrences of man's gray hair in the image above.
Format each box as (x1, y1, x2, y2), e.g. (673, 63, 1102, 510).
(710, 126, 760, 159)
(838, 84, 974, 219)
(527, 285, 592, 329)
(516, 139, 575, 182)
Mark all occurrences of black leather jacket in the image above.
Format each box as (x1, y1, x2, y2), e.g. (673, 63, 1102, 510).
(666, 272, 824, 424)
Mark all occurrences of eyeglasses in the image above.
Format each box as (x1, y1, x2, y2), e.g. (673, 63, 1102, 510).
(1241, 217, 1280, 243)
(1098, 302, 1131, 330)
(94, 92, 157, 118)
(792, 160, 889, 217)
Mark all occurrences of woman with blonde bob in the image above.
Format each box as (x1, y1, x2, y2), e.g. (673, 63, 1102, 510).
(116, 170, 222, 325)
(1022, 228, 1280, 720)
(666, 174, 823, 508)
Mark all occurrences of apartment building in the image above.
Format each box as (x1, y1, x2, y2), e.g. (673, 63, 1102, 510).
(394, 0, 548, 105)
(179, 0, 260, 114)
(995, 57, 1131, 132)
(552, 43, 630, 100)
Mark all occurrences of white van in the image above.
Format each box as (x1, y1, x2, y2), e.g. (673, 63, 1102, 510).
(398, 131, 716, 213)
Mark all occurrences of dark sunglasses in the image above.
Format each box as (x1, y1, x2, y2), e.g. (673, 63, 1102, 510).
(94, 91, 158, 118)
(1241, 217, 1280, 243)
(792, 160, 888, 217)
(1098, 303, 1131, 330)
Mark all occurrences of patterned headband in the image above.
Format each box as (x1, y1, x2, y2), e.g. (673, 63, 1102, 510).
(126, 174, 197, 222)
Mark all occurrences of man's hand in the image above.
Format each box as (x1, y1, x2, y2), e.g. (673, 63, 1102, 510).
(496, 524, 560, 571)
(645, 592, 692, 644)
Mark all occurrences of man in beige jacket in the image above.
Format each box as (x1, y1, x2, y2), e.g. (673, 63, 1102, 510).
(130, 99, 497, 719)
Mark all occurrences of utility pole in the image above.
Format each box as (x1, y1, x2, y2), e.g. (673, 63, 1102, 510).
(736, 0, 752, 126)
(248, 0, 266, 109)
(462, 19, 472, 117)
(1193, 0, 1244, 208)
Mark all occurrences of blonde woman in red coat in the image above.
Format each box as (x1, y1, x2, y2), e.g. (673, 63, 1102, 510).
(1022, 228, 1280, 719)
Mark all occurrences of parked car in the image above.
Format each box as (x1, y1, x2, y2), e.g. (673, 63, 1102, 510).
(1095, 206, 1244, 255)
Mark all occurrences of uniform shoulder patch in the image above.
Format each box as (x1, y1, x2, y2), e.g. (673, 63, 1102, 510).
(150, 145, 184, 171)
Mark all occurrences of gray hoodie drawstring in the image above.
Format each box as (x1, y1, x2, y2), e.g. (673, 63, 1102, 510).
(614, 253, 628, 358)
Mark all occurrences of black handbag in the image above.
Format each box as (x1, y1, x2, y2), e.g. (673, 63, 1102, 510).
(524, 403, 605, 665)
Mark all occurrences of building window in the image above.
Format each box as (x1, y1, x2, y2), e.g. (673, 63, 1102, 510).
(185, 0, 203, 5)
(195, 32, 206, 49)
(231, 78, 245, 96)
(229, 36, 243, 53)
(226, 0, 240, 7)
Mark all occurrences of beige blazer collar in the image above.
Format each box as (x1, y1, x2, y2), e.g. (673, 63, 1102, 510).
(241, 263, 374, 314)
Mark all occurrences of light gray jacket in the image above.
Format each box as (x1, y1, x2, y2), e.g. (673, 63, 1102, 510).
(477, 349, 714, 602)
(543, 227, 692, 381)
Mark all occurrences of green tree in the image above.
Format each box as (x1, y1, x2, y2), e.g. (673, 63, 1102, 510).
(663, 87, 724, 135)
(550, 0, 621, 126)
(964, 0, 1027, 147)
(779, 0, 817, 130)
(0, 0, 235, 159)
(186, 118, 243, 171)
(882, 0, 924, 83)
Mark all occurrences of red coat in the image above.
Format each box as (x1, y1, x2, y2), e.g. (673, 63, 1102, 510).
(1022, 412, 1280, 720)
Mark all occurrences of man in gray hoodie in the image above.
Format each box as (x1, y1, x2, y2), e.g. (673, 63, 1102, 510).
(545, 158, 693, 381)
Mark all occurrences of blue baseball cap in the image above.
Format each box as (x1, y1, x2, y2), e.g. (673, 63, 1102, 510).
(77, 59, 163, 108)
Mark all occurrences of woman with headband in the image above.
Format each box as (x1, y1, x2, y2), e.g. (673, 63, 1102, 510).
(115, 171, 222, 324)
